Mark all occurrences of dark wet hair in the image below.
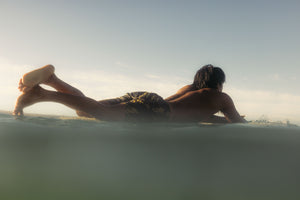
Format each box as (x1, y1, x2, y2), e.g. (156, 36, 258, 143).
(192, 64, 225, 90)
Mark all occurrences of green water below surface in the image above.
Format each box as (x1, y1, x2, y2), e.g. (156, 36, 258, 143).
(0, 113, 300, 200)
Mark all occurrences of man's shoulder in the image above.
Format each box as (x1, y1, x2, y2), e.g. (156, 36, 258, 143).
(219, 91, 230, 98)
(176, 84, 194, 94)
(193, 88, 222, 94)
(186, 88, 232, 101)
(180, 84, 194, 91)
(218, 92, 233, 101)
(217, 92, 235, 109)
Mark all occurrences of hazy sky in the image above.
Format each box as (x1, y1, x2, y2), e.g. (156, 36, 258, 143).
(0, 0, 299, 123)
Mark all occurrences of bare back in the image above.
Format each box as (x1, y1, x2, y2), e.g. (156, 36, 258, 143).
(165, 85, 246, 123)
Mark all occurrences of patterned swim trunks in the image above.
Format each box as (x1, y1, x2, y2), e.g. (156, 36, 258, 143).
(116, 92, 170, 122)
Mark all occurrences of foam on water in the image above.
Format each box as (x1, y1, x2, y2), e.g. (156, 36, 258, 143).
(0, 111, 300, 200)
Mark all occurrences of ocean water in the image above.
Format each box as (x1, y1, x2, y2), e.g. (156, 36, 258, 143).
(0, 112, 300, 200)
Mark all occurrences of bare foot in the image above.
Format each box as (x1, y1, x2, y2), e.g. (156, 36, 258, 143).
(18, 74, 57, 93)
(20, 65, 55, 92)
(13, 86, 46, 116)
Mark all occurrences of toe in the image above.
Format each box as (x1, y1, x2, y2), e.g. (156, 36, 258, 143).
(18, 79, 33, 93)
(18, 79, 26, 91)
(22, 86, 32, 93)
(13, 108, 24, 116)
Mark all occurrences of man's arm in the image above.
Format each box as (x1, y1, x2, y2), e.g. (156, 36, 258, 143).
(220, 93, 247, 123)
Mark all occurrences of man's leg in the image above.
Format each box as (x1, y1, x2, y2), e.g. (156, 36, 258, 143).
(14, 86, 126, 121)
(44, 73, 126, 106)
(43, 73, 84, 96)
(19, 65, 98, 117)
(44, 74, 131, 117)
(43, 73, 93, 117)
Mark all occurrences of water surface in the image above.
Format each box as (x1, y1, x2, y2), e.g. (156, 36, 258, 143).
(0, 112, 299, 200)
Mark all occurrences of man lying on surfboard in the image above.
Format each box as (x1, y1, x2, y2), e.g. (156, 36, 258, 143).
(13, 64, 246, 123)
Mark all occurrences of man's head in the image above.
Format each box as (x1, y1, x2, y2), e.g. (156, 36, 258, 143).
(192, 64, 225, 91)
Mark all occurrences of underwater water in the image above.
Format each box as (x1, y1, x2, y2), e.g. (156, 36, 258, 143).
(0, 112, 300, 200)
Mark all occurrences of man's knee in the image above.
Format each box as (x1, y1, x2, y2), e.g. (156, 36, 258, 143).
(76, 110, 93, 118)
